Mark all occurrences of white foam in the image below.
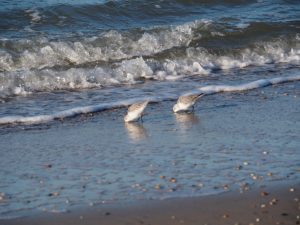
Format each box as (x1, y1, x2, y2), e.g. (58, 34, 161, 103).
(0, 64, 131, 98)
(1, 42, 300, 99)
(25, 9, 42, 24)
(210, 31, 224, 37)
(196, 74, 300, 95)
(0, 21, 300, 98)
(13, 87, 30, 96)
(1, 75, 299, 125)
(1, 20, 300, 75)
(192, 44, 300, 70)
(1, 20, 208, 72)
(236, 22, 250, 29)
(0, 51, 13, 71)
(0, 97, 158, 125)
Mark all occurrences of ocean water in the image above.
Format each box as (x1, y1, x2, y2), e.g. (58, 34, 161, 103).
(0, 0, 300, 219)
(1, 0, 300, 119)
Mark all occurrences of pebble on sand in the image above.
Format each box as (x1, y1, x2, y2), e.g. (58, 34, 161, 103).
(168, 188, 177, 192)
(252, 176, 258, 180)
(169, 178, 177, 183)
(260, 204, 266, 208)
(197, 183, 204, 188)
(43, 164, 52, 168)
(240, 183, 250, 192)
(236, 165, 243, 170)
(260, 191, 269, 197)
(132, 183, 141, 188)
(48, 192, 60, 197)
(250, 173, 259, 180)
(222, 214, 229, 218)
(155, 184, 163, 190)
(269, 198, 278, 205)
(289, 188, 295, 192)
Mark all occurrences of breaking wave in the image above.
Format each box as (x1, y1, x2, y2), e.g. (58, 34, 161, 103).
(1, 39, 300, 98)
(1, 19, 300, 99)
(0, 20, 209, 72)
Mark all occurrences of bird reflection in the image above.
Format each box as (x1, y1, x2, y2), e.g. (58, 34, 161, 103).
(174, 112, 199, 131)
(124, 122, 148, 142)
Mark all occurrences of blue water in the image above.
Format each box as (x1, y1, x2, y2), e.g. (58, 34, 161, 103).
(0, 0, 299, 114)
(0, 0, 300, 104)
(1, 0, 299, 38)
(0, 0, 300, 219)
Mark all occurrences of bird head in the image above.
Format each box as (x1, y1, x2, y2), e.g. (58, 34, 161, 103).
(124, 114, 130, 122)
(173, 104, 180, 113)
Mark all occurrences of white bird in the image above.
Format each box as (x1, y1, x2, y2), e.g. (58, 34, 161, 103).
(124, 101, 149, 122)
(173, 93, 204, 113)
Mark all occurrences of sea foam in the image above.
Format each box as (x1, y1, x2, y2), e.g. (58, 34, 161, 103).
(0, 20, 208, 72)
(1, 19, 300, 98)
(1, 43, 299, 99)
(198, 75, 300, 94)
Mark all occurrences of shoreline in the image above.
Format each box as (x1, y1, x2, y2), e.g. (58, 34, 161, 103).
(1, 180, 299, 225)
(1, 74, 299, 126)
(1, 0, 300, 224)
(1, 81, 299, 222)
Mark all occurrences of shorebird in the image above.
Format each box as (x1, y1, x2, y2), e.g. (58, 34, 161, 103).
(124, 101, 149, 122)
(173, 93, 204, 113)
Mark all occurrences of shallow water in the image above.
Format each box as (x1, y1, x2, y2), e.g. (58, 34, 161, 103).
(0, 81, 299, 218)
(0, 0, 300, 219)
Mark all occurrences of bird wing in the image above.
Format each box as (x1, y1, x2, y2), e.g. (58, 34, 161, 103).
(128, 101, 148, 112)
(178, 93, 204, 104)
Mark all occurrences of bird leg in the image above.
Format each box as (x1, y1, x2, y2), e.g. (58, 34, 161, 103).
(191, 105, 195, 112)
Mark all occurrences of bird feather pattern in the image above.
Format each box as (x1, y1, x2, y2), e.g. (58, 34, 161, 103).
(128, 101, 148, 112)
(178, 93, 204, 104)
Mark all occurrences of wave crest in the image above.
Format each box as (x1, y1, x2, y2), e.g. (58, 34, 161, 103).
(0, 20, 208, 72)
(1, 19, 300, 98)
(1, 40, 300, 99)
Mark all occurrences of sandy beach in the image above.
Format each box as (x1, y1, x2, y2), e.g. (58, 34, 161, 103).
(1, 181, 299, 225)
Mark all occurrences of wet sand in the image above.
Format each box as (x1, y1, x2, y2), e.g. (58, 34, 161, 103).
(1, 181, 299, 225)
(0, 81, 299, 222)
